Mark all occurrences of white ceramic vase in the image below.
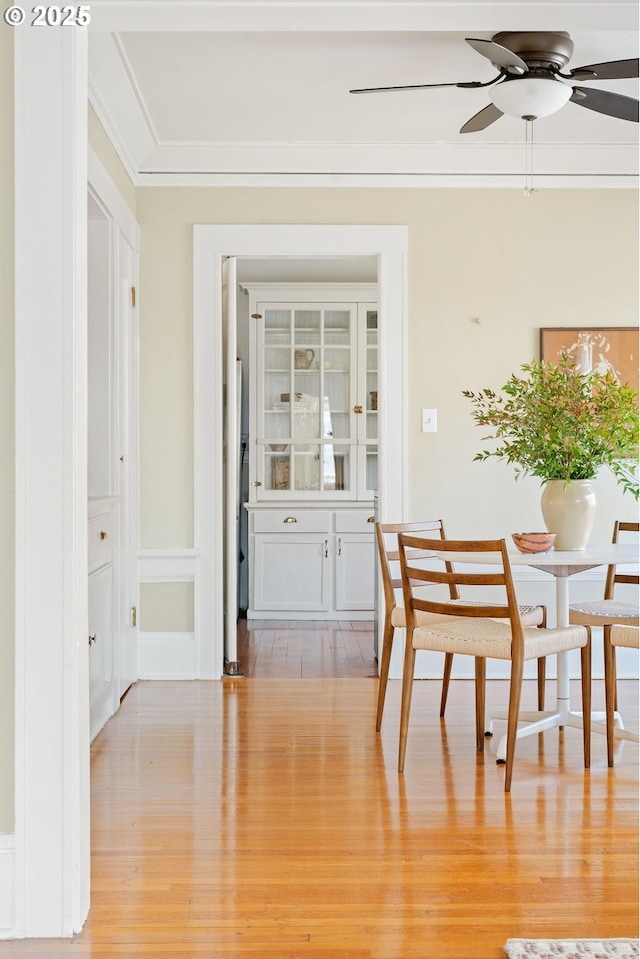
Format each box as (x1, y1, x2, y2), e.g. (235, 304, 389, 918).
(540, 479, 597, 551)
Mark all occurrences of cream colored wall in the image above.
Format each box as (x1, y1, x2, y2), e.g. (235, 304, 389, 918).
(139, 583, 195, 632)
(137, 188, 638, 561)
(0, 27, 15, 832)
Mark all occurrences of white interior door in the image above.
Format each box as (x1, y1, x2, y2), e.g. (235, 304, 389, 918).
(117, 237, 139, 697)
(223, 257, 240, 672)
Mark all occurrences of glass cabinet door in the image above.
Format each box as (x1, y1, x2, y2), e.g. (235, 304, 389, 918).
(360, 305, 378, 499)
(258, 303, 357, 498)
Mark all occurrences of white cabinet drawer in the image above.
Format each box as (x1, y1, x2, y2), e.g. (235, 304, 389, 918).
(88, 510, 114, 571)
(335, 509, 375, 534)
(253, 509, 331, 534)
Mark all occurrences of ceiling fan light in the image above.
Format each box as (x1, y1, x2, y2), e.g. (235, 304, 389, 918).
(489, 76, 573, 119)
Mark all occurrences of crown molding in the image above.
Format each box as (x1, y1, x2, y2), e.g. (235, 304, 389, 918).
(87, 1, 639, 34)
(85, 4, 640, 188)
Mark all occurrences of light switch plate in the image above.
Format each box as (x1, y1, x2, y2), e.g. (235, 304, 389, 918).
(422, 408, 437, 433)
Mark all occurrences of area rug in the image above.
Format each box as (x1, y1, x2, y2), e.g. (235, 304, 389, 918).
(504, 940, 639, 959)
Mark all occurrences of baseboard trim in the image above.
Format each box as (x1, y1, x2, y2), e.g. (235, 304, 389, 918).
(0, 835, 15, 936)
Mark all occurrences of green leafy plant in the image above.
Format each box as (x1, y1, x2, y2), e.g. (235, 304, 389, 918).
(463, 354, 639, 499)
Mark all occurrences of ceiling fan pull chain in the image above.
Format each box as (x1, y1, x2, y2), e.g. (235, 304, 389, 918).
(524, 117, 537, 197)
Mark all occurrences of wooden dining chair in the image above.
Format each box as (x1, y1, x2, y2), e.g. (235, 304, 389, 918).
(397, 534, 591, 792)
(604, 624, 639, 766)
(569, 520, 639, 710)
(375, 520, 548, 732)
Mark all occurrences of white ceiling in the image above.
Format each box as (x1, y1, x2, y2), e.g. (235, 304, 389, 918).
(87, 1, 639, 187)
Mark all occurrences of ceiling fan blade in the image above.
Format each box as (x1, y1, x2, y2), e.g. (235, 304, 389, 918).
(460, 102, 504, 134)
(568, 58, 639, 81)
(349, 80, 484, 94)
(465, 38, 528, 74)
(571, 86, 639, 122)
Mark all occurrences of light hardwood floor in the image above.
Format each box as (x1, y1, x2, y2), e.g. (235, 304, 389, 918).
(237, 618, 378, 678)
(1, 628, 637, 958)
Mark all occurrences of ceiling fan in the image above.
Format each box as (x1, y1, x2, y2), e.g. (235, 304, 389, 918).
(349, 32, 639, 133)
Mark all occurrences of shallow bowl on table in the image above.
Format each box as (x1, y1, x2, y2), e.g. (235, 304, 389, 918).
(512, 532, 556, 554)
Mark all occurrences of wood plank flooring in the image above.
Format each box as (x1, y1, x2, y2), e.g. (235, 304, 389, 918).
(0, 628, 637, 958)
(237, 618, 377, 678)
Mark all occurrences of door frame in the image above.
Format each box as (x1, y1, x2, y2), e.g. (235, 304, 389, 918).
(193, 225, 408, 678)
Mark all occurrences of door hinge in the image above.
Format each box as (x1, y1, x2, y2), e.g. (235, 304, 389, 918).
(131, 286, 136, 308)
(130, 606, 137, 627)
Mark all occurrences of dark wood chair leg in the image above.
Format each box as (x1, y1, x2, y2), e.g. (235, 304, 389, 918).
(504, 652, 525, 793)
(580, 630, 591, 769)
(474, 657, 486, 752)
(439, 652, 454, 718)
(603, 626, 616, 767)
(375, 617, 394, 732)
(536, 657, 546, 711)
(398, 639, 417, 773)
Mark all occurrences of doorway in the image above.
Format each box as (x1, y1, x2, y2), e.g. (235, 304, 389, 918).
(235, 255, 379, 619)
(193, 224, 409, 680)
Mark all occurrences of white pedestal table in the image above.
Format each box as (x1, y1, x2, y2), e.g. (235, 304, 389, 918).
(438, 543, 638, 761)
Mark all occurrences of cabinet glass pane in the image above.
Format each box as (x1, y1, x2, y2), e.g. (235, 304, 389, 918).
(265, 450, 291, 492)
(366, 310, 378, 345)
(279, 443, 352, 492)
(330, 444, 351, 493)
(294, 310, 321, 347)
(365, 445, 378, 493)
(265, 309, 292, 343)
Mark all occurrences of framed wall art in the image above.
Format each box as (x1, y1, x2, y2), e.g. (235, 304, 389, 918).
(540, 326, 639, 393)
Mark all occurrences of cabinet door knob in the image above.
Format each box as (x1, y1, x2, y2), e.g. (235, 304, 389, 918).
(283, 516, 298, 524)
(354, 405, 363, 414)
(367, 516, 375, 523)
(88, 634, 97, 646)
(100, 530, 108, 540)
(252, 481, 262, 487)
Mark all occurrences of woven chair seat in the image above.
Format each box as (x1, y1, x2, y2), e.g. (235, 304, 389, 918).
(610, 624, 640, 649)
(412, 618, 588, 661)
(391, 601, 544, 630)
(569, 600, 639, 623)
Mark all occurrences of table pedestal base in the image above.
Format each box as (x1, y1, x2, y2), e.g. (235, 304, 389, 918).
(487, 702, 628, 763)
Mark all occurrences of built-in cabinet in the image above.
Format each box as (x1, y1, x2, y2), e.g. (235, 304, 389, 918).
(243, 283, 377, 619)
(88, 499, 116, 738)
(87, 176, 138, 739)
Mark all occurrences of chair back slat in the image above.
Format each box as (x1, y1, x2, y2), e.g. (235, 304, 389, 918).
(375, 520, 461, 617)
(398, 533, 525, 645)
(605, 521, 639, 599)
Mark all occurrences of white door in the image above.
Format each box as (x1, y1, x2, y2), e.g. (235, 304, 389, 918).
(223, 257, 240, 671)
(116, 237, 139, 697)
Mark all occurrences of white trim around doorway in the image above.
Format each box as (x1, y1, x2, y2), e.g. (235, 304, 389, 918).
(193, 225, 409, 679)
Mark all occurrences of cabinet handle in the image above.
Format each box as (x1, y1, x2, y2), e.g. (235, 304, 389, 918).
(353, 405, 363, 414)
(99, 530, 108, 540)
(337, 537, 342, 556)
(367, 516, 375, 523)
(252, 481, 262, 487)
(88, 634, 97, 646)
(324, 539, 328, 558)
(283, 516, 298, 524)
